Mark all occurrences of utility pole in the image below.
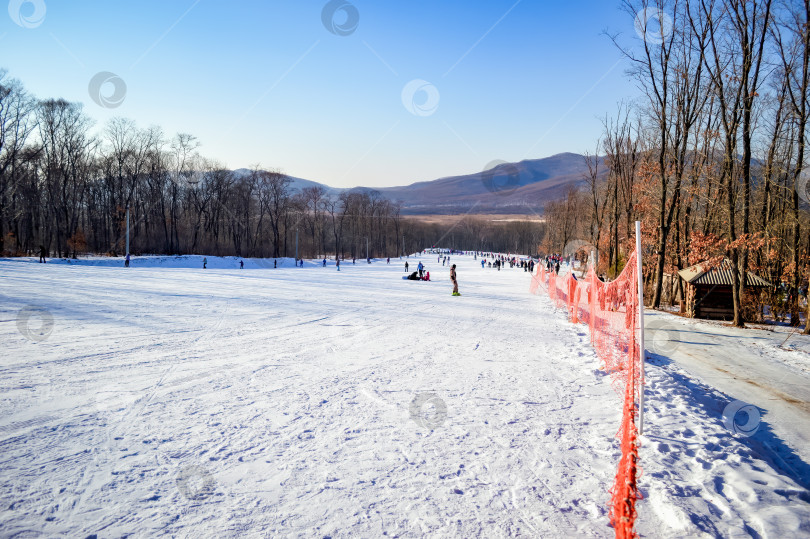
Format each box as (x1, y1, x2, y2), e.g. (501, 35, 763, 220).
(635, 220, 645, 434)
(125, 206, 130, 257)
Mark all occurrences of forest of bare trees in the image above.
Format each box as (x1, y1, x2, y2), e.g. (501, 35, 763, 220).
(543, 0, 810, 331)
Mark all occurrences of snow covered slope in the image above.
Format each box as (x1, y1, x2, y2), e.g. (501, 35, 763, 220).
(1, 255, 808, 537)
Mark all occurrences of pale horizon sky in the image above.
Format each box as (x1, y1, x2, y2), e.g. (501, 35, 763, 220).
(3, 0, 651, 188)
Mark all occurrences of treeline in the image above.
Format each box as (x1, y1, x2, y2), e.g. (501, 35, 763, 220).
(0, 77, 408, 260)
(544, 0, 810, 330)
(0, 70, 542, 261)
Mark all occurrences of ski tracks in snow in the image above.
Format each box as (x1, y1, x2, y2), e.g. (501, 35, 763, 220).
(3, 256, 808, 536)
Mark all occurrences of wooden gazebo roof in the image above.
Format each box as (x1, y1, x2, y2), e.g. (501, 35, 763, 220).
(678, 259, 772, 287)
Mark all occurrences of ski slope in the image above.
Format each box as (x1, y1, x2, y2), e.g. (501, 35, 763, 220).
(1, 254, 808, 537)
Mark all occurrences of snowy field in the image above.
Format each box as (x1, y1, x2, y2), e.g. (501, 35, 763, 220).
(1, 254, 809, 537)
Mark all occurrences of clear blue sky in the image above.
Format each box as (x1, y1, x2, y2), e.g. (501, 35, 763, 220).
(3, 0, 644, 188)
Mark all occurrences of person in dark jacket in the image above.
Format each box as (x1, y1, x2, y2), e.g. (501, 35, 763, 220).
(450, 264, 460, 296)
(39, 245, 47, 263)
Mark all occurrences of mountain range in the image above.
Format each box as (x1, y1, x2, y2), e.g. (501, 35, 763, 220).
(237, 152, 606, 216)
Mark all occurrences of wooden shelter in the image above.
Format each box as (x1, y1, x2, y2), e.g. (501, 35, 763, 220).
(678, 259, 772, 320)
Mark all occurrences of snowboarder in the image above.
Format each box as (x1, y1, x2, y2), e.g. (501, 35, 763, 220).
(450, 264, 460, 296)
(203, 257, 207, 269)
(125, 253, 130, 268)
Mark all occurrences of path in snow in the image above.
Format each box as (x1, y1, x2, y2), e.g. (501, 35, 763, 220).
(1, 254, 809, 537)
(644, 309, 810, 465)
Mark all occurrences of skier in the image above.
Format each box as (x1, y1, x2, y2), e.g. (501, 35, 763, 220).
(240, 260, 244, 269)
(418, 261, 424, 279)
(125, 253, 130, 268)
(387, 257, 390, 264)
(450, 264, 460, 296)
(336, 258, 340, 271)
(39, 245, 47, 263)
(405, 261, 409, 273)
(203, 257, 207, 269)
(323, 258, 327, 267)
(274, 259, 277, 269)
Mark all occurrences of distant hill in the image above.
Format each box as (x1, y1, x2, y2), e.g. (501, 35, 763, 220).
(235, 153, 605, 215)
(375, 153, 606, 215)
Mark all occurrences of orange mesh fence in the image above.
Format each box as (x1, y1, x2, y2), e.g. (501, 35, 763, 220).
(530, 259, 642, 538)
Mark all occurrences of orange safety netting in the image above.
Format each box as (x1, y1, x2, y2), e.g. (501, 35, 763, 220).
(530, 257, 642, 539)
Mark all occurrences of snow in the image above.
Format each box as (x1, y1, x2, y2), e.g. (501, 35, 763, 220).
(1, 254, 809, 537)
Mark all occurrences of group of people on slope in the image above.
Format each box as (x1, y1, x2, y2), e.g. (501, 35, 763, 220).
(543, 254, 563, 274)
(405, 260, 430, 281)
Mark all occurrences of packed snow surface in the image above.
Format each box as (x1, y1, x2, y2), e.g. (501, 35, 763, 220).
(1, 254, 809, 537)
